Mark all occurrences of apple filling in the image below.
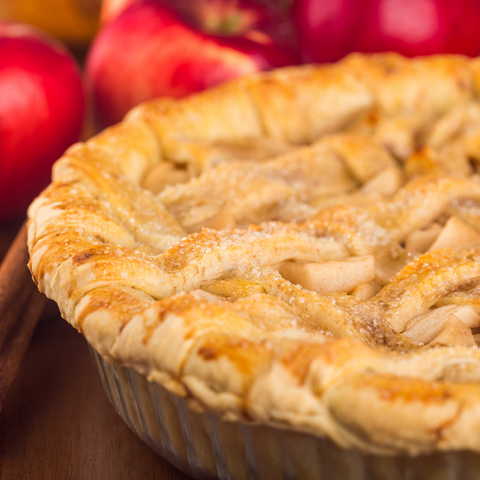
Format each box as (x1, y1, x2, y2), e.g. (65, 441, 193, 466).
(278, 255, 375, 295)
(213, 137, 293, 161)
(403, 305, 480, 347)
(140, 136, 293, 195)
(141, 161, 190, 194)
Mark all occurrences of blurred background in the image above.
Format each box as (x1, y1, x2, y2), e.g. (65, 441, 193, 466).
(4, 4, 480, 479)
(0, 0, 102, 53)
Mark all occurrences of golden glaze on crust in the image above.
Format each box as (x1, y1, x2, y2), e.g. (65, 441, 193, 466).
(27, 53, 480, 456)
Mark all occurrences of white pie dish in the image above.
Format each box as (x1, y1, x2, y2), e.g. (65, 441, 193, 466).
(89, 345, 480, 480)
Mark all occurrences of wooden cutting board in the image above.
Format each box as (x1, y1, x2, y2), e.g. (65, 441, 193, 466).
(0, 222, 190, 480)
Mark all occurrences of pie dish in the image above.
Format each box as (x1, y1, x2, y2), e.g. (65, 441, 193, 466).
(27, 52, 480, 478)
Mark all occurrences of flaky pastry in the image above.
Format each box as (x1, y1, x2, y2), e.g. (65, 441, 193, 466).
(27, 53, 480, 457)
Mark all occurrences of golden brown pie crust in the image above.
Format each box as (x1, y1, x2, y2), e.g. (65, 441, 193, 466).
(28, 53, 480, 457)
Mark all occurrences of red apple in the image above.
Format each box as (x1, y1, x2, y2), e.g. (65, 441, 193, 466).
(292, 0, 480, 63)
(358, 0, 480, 58)
(291, 0, 362, 63)
(87, 0, 299, 129)
(0, 22, 85, 222)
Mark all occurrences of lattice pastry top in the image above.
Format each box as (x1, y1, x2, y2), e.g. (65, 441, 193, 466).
(28, 53, 480, 456)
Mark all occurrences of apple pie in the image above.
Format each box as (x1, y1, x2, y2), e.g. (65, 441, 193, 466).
(28, 52, 480, 479)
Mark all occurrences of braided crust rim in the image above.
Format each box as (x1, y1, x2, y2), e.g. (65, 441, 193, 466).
(28, 52, 480, 456)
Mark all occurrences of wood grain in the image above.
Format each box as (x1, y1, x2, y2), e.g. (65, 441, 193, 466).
(0, 219, 23, 262)
(0, 226, 191, 480)
(0, 315, 191, 480)
(0, 287, 46, 410)
(0, 223, 33, 351)
(0, 221, 48, 412)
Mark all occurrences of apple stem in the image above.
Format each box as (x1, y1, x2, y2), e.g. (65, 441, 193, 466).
(195, 0, 258, 36)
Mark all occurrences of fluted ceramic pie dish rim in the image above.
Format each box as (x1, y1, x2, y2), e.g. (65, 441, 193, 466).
(88, 344, 480, 480)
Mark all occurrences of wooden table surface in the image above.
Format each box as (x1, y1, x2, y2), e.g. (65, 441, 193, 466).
(0, 220, 190, 480)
